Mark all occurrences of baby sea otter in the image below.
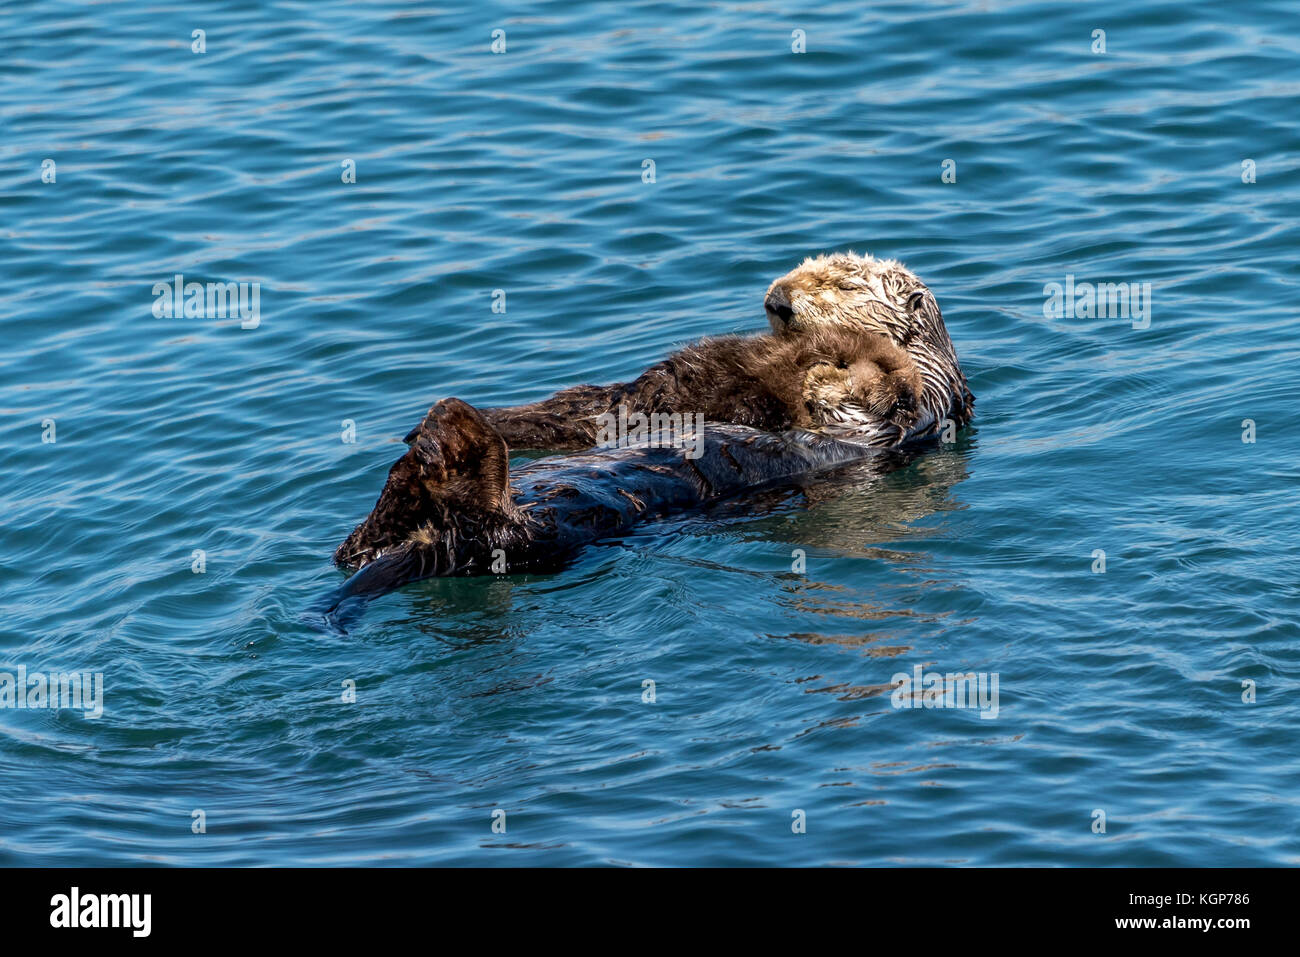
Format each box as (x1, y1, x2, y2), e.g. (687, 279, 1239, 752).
(335, 325, 921, 572)
(475, 325, 924, 454)
(482, 251, 973, 450)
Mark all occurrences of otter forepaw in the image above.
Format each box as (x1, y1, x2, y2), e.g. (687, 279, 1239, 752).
(803, 362, 855, 407)
(866, 373, 921, 426)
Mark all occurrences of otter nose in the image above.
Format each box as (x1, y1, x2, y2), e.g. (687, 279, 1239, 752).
(765, 287, 795, 330)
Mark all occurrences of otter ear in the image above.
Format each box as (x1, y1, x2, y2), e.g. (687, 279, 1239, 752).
(907, 288, 942, 322)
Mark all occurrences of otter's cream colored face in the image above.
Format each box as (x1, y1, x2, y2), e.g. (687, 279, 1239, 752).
(764, 251, 928, 344)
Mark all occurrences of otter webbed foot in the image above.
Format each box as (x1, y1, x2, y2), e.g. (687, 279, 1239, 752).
(404, 397, 512, 512)
(334, 398, 513, 569)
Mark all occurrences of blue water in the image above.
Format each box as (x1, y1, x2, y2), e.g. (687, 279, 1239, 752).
(2, 0, 1298, 866)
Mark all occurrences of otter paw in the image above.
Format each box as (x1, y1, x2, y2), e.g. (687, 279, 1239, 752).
(803, 362, 855, 407)
(865, 372, 921, 426)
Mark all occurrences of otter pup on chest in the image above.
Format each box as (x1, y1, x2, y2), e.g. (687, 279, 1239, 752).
(478, 328, 921, 452)
(482, 250, 973, 450)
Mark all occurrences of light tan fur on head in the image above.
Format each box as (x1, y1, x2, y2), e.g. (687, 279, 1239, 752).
(765, 251, 927, 342)
(765, 250, 974, 435)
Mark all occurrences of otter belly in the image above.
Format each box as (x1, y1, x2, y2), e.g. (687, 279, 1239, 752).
(509, 424, 878, 539)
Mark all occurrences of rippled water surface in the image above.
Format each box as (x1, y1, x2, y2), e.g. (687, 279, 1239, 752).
(2, 0, 1298, 865)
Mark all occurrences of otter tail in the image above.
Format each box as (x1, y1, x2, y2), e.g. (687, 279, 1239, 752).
(325, 541, 431, 616)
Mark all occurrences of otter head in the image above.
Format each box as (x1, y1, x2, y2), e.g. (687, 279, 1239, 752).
(764, 251, 941, 346)
(766, 251, 974, 433)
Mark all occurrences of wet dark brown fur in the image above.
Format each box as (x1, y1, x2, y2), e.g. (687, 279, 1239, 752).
(333, 327, 920, 575)
(479, 327, 923, 452)
(331, 397, 886, 603)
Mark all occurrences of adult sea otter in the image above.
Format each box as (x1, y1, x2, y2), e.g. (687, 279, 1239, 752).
(330, 253, 974, 604)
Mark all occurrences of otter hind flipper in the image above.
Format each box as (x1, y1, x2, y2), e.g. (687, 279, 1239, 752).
(334, 398, 513, 570)
(413, 397, 511, 513)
